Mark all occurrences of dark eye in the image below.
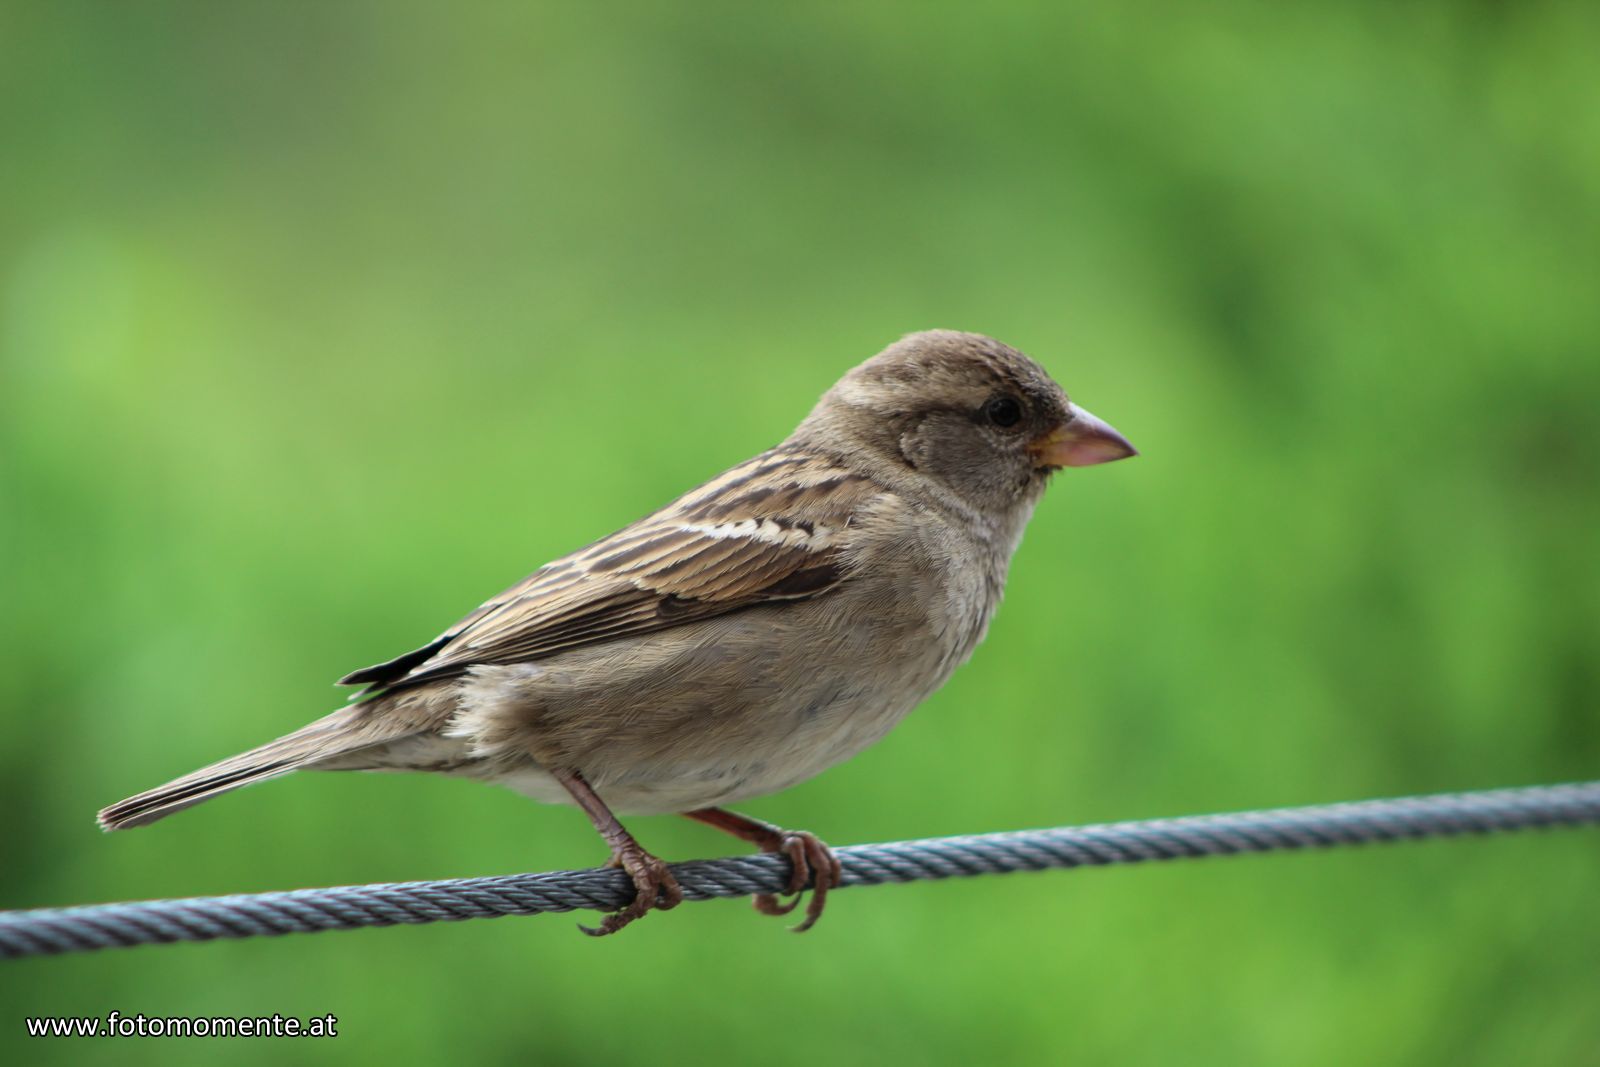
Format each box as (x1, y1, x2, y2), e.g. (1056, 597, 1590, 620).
(983, 395, 1023, 428)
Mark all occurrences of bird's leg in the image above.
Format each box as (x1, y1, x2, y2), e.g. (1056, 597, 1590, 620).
(683, 807, 842, 933)
(550, 768, 682, 937)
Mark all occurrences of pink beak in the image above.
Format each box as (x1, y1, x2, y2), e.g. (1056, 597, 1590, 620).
(1029, 404, 1138, 468)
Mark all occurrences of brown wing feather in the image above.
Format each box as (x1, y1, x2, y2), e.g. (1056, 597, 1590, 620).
(340, 447, 880, 695)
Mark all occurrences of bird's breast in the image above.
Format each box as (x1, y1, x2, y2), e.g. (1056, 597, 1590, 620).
(454, 515, 1013, 815)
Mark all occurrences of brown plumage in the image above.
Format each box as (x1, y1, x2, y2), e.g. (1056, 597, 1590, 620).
(98, 329, 1137, 935)
(340, 450, 877, 693)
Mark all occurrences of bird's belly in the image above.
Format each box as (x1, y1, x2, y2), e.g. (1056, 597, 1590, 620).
(488, 670, 924, 816)
(454, 555, 997, 817)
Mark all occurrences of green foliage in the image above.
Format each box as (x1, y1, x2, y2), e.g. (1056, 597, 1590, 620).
(2, 3, 1597, 1063)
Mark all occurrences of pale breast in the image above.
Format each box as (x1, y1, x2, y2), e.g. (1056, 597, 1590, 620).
(449, 494, 1014, 815)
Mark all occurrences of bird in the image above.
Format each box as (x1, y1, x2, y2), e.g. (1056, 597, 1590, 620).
(98, 329, 1137, 935)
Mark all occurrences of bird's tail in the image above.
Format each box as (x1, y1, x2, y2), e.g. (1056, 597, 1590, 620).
(97, 706, 393, 831)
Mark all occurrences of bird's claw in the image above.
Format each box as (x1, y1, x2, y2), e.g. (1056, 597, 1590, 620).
(580, 846, 683, 937)
(753, 830, 842, 933)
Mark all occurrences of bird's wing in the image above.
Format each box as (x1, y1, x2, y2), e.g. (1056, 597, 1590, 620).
(339, 447, 882, 695)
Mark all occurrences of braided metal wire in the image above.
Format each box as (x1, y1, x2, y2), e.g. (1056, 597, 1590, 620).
(4, 780, 1597, 959)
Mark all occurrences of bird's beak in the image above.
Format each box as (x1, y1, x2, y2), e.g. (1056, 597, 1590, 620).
(1029, 404, 1138, 468)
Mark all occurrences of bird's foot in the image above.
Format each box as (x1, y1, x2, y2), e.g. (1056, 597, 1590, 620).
(581, 844, 683, 937)
(683, 807, 844, 931)
(754, 828, 842, 933)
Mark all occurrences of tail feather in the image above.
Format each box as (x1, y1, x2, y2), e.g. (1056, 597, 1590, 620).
(98, 708, 390, 831)
(97, 761, 303, 830)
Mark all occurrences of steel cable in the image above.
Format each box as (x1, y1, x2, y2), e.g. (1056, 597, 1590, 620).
(4, 780, 1597, 958)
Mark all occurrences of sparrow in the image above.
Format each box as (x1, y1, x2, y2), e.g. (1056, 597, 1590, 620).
(98, 330, 1137, 935)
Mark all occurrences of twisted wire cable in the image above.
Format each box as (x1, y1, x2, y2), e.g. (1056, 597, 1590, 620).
(4, 780, 1597, 959)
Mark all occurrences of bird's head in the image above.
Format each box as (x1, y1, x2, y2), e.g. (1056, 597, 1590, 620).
(795, 329, 1136, 517)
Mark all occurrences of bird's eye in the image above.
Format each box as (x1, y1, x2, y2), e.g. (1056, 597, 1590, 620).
(983, 396, 1023, 429)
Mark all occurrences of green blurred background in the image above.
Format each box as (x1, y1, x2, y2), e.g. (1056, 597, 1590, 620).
(3, 2, 1598, 1064)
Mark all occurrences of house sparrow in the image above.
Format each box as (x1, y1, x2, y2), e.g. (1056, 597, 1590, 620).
(98, 330, 1136, 935)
